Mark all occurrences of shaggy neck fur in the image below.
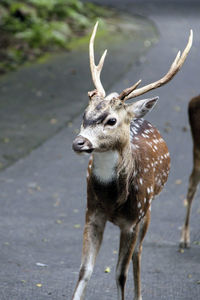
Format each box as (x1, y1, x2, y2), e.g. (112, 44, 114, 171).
(117, 141, 135, 204)
(92, 137, 135, 204)
(92, 151, 119, 183)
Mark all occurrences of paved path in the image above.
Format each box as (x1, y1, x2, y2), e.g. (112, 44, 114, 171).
(0, 2, 200, 300)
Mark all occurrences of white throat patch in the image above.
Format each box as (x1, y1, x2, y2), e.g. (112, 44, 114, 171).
(92, 151, 119, 183)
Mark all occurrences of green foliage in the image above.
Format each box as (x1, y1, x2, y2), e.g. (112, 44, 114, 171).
(15, 21, 71, 48)
(0, 0, 111, 74)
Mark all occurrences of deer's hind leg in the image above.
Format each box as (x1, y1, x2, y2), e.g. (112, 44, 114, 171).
(132, 209, 151, 300)
(180, 148, 200, 248)
(116, 224, 139, 300)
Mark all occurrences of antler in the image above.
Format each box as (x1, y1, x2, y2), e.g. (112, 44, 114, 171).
(89, 21, 107, 98)
(119, 29, 193, 101)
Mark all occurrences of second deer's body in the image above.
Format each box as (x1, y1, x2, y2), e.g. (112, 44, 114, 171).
(180, 95, 200, 248)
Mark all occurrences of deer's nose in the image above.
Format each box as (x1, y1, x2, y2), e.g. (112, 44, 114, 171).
(72, 136, 93, 153)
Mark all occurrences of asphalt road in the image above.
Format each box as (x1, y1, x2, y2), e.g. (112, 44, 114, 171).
(0, 2, 200, 300)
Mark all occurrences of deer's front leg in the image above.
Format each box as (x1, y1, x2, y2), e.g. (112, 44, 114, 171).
(116, 224, 139, 300)
(71, 210, 106, 300)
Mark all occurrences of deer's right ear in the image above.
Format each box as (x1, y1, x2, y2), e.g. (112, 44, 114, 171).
(126, 96, 159, 118)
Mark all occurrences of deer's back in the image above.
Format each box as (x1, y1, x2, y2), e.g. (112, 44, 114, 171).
(130, 119, 170, 197)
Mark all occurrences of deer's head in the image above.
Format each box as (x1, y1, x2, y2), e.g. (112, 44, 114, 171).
(72, 22, 193, 154)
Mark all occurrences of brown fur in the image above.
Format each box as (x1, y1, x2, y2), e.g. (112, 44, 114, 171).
(72, 95, 170, 300)
(71, 23, 192, 299)
(87, 119, 170, 226)
(180, 95, 200, 248)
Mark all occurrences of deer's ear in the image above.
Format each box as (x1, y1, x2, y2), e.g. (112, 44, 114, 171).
(126, 97, 158, 118)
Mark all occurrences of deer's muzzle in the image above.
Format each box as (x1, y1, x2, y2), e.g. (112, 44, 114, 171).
(72, 135, 94, 154)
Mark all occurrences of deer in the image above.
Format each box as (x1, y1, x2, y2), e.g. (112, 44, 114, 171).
(180, 94, 200, 248)
(71, 22, 193, 300)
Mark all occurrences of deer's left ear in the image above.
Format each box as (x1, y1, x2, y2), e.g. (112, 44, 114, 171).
(126, 96, 159, 118)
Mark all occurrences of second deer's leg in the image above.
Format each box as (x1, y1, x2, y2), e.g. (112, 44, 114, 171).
(71, 211, 106, 300)
(116, 225, 139, 300)
(180, 165, 200, 248)
(132, 210, 151, 300)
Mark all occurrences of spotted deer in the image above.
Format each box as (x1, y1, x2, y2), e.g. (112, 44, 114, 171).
(180, 95, 200, 248)
(72, 22, 193, 300)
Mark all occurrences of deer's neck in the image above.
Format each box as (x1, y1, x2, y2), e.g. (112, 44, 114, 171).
(92, 141, 134, 185)
(92, 150, 119, 183)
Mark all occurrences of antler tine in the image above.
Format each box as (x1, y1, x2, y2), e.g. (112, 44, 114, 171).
(118, 79, 142, 100)
(89, 21, 107, 98)
(122, 29, 193, 101)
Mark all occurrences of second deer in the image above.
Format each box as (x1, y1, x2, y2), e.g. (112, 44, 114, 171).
(180, 95, 200, 248)
(72, 22, 193, 300)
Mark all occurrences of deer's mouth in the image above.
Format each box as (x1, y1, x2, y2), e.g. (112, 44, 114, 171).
(85, 148, 94, 154)
(76, 148, 94, 155)
(74, 148, 94, 155)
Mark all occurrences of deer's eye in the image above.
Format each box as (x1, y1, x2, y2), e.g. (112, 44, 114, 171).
(106, 118, 117, 126)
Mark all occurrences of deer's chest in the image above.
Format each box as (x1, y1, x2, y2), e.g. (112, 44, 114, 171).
(91, 177, 118, 214)
(89, 176, 138, 226)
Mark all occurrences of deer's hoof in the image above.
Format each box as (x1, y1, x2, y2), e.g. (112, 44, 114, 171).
(179, 227, 190, 249)
(179, 240, 190, 249)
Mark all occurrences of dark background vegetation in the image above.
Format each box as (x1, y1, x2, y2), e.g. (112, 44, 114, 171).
(0, 0, 111, 74)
